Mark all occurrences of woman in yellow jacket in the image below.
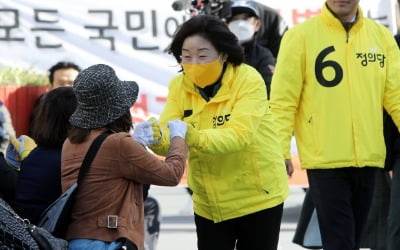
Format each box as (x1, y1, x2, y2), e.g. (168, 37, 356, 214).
(150, 15, 289, 250)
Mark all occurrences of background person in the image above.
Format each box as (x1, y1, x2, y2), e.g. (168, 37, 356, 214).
(0, 152, 18, 201)
(47, 61, 81, 89)
(253, 1, 288, 58)
(227, 0, 276, 99)
(384, 33, 400, 250)
(10, 87, 77, 225)
(0, 100, 16, 154)
(269, 0, 400, 249)
(149, 15, 290, 250)
(143, 196, 161, 250)
(29, 61, 81, 136)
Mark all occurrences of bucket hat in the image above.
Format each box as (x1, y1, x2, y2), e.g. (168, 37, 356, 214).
(69, 64, 139, 129)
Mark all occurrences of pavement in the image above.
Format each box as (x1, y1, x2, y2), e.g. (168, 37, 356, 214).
(148, 185, 309, 250)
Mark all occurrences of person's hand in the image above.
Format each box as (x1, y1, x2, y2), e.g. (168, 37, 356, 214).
(285, 159, 294, 177)
(148, 117, 162, 144)
(186, 123, 200, 147)
(133, 118, 163, 146)
(6, 135, 37, 170)
(133, 121, 154, 146)
(168, 120, 187, 139)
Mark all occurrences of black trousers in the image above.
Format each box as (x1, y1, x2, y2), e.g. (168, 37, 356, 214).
(387, 157, 400, 250)
(194, 203, 283, 250)
(307, 167, 377, 250)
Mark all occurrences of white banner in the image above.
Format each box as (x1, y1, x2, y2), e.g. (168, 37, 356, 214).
(0, 0, 191, 120)
(263, 0, 399, 33)
(0, 0, 398, 120)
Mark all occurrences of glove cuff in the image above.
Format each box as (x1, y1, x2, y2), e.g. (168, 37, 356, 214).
(169, 132, 184, 140)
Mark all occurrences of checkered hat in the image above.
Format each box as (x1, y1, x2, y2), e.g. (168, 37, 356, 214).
(69, 64, 139, 129)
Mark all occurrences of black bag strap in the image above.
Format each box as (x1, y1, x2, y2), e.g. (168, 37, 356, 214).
(77, 130, 111, 185)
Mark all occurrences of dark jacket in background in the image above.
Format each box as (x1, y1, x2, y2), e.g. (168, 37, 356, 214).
(242, 38, 275, 99)
(11, 147, 62, 224)
(255, 2, 288, 57)
(0, 152, 17, 201)
(383, 110, 400, 171)
(385, 33, 400, 170)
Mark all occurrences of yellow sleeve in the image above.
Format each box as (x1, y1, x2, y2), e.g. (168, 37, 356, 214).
(269, 28, 305, 159)
(149, 76, 183, 156)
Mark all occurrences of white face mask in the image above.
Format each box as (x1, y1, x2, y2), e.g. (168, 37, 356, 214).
(228, 19, 255, 44)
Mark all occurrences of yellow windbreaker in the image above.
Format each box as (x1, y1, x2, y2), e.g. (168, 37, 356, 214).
(270, 4, 400, 169)
(151, 63, 289, 222)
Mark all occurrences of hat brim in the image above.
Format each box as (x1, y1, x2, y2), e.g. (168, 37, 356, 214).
(231, 6, 259, 18)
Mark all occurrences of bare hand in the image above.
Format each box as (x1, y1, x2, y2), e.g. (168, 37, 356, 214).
(285, 159, 294, 177)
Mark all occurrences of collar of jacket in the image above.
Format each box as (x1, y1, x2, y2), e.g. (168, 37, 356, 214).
(182, 63, 237, 102)
(242, 38, 257, 53)
(321, 3, 364, 34)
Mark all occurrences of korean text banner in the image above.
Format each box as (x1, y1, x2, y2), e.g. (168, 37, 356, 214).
(0, 0, 398, 120)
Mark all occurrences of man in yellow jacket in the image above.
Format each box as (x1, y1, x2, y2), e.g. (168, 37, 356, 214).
(270, 1, 400, 249)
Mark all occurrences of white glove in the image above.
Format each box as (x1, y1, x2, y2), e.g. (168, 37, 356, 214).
(168, 120, 187, 139)
(133, 121, 153, 146)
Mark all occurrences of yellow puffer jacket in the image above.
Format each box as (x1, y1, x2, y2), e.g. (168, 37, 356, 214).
(270, 4, 400, 169)
(151, 63, 289, 222)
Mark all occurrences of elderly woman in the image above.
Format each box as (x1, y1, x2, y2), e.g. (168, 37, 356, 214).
(61, 64, 188, 250)
(149, 15, 290, 250)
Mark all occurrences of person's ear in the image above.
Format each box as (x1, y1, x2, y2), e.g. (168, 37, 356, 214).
(220, 53, 228, 63)
(254, 19, 261, 32)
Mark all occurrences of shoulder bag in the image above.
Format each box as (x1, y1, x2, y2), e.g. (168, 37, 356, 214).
(38, 131, 111, 238)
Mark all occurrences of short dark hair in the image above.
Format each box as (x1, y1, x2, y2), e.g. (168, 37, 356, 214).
(31, 87, 77, 149)
(169, 15, 244, 66)
(68, 111, 132, 144)
(48, 61, 81, 85)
